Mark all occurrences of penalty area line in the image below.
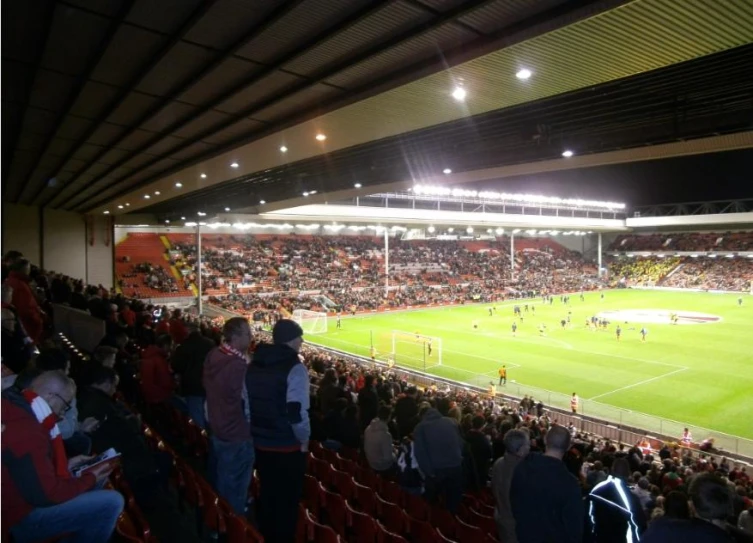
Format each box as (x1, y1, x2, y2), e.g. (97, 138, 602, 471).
(587, 367, 689, 401)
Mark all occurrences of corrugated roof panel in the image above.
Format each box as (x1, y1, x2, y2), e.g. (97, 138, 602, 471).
(98, 147, 131, 166)
(28, 69, 78, 113)
(139, 134, 186, 157)
(169, 140, 216, 162)
(414, 0, 469, 12)
(40, 4, 111, 76)
(215, 71, 305, 114)
(458, 0, 567, 34)
(107, 92, 161, 127)
(325, 24, 479, 88)
(87, 122, 128, 147)
(137, 42, 217, 97)
(139, 101, 199, 134)
(55, 116, 96, 141)
(236, 0, 374, 64)
(201, 118, 267, 146)
(179, 56, 263, 107)
(283, 1, 432, 77)
(173, 109, 233, 141)
(69, 81, 121, 119)
(116, 129, 158, 152)
(126, 0, 204, 35)
(253, 84, 343, 122)
(184, 0, 288, 50)
(90, 26, 168, 86)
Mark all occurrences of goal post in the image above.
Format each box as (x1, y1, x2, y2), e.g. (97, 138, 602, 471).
(390, 330, 442, 372)
(292, 309, 328, 335)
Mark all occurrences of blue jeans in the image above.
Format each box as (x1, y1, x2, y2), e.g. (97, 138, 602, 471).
(211, 437, 254, 515)
(10, 489, 124, 543)
(185, 395, 206, 429)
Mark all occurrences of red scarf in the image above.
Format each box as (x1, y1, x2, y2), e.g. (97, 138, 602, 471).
(22, 390, 70, 478)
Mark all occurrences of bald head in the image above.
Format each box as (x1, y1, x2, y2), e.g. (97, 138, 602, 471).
(30, 371, 75, 418)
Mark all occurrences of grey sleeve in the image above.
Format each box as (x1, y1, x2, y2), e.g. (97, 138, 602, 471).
(286, 363, 310, 445)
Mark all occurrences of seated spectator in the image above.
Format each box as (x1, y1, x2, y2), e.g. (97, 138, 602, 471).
(78, 367, 172, 507)
(364, 404, 396, 474)
(1, 371, 123, 542)
(139, 334, 175, 407)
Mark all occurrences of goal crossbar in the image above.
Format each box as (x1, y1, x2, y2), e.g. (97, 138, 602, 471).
(390, 330, 442, 371)
(292, 309, 328, 335)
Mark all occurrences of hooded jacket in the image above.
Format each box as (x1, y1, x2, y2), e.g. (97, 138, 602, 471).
(171, 331, 215, 397)
(203, 345, 249, 443)
(1, 389, 96, 529)
(246, 343, 310, 451)
(412, 408, 464, 477)
(364, 418, 395, 471)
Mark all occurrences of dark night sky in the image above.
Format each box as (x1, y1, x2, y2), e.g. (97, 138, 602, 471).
(471, 149, 752, 208)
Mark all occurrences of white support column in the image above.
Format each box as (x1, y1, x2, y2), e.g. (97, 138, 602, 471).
(597, 232, 603, 278)
(197, 223, 203, 315)
(510, 232, 515, 278)
(384, 228, 389, 296)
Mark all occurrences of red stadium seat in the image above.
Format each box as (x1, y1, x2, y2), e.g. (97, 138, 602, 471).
(346, 500, 379, 543)
(375, 494, 408, 534)
(321, 485, 348, 537)
(407, 515, 439, 543)
(431, 507, 457, 539)
(467, 507, 497, 537)
(380, 480, 403, 505)
(404, 491, 431, 521)
(303, 474, 322, 518)
(331, 469, 357, 501)
(436, 528, 458, 543)
(353, 479, 378, 516)
(376, 522, 409, 543)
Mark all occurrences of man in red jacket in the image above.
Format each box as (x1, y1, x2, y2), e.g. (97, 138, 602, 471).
(169, 308, 189, 345)
(2, 371, 123, 542)
(3, 259, 44, 344)
(140, 334, 175, 406)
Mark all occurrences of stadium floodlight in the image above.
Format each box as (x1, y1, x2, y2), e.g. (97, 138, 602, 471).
(447, 227, 454, 233)
(516, 68, 532, 80)
(495, 228, 504, 235)
(428, 226, 436, 233)
(466, 227, 473, 234)
(451, 86, 466, 102)
(412, 185, 626, 210)
(562, 150, 574, 158)
(513, 229, 521, 234)
(185, 222, 198, 227)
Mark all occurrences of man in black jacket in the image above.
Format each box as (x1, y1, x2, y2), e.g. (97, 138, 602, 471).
(171, 323, 215, 428)
(357, 374, 379, 433)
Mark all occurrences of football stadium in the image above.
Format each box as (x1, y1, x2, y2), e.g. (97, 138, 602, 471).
(3, 0, 753, 541)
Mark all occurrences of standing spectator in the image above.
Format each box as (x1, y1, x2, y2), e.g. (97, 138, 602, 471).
(413, 397, 465, 512)
(172, 323, 215, 428)
(643, 473, 746, 542)
(4, 259, 44, 344)
(491, 428, 530, 543)
(203, 317, 253, 515)
(466, 415, 493, 490)
(587, 457, 647, 542)
(364, 404, 396, 475)
(246, 319, 310, 543)
(168, 309, 188, 345)
(1, 250, 23, 282)
(139, 335, 175, 408)
(120, 303, 136, 328)
(357, 374, 379, 432)
(1, 303, 32, 374)
(394, 385, 419, 439)
(2, 371, 123, 542)
(510, 425, 584, 543)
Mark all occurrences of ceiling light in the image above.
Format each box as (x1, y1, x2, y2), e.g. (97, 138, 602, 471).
(443, 168, 452, 174)
(181, 216, 186, 220)
(466, 227, 474, 234)
(117, 205, 123, 209)
(259, 200, 266, 205)
(175, 182, 182, 188)
(428, 226, 435, 233)
(495, 228, 504, 235)
(451, 86, 466, 101)
(354, 183, 362, 188)
(154, 191, 160, 195)
(230, 162, 239, 168)
(144, 194, 150, 199)
(310, 190, 317, 194)
(448, 227, 454, 233)
(197, 211, 206, 216)
(225, 207, 231, 212)
(125, 203, 130, 206)
(315, 134, 327, 141)
(165, 220, 170, 224)
(516, 68, 532, 80)
(562, 150, 574, 158)
(280, 145, 288, 153)
(303, 192, 309, 197)
(200, 173, 207, 179)
(103, 210, 110, 214)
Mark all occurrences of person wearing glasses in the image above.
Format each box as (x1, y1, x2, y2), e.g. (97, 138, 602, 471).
(1, 370, 124, 542)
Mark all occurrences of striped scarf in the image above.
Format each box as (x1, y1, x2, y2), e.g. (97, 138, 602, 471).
(22, 390, 70, 478)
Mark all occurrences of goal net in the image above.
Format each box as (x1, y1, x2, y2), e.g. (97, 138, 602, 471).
(292, 309, 328, 335)
(390, 330, 442, 372)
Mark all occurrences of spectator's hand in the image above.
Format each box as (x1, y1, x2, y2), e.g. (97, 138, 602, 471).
(68, 454, 94, 470)
(89, 462, 115, 484)
(81, 417, 100, 433)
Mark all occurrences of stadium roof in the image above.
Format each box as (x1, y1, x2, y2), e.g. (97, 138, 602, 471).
(4, 0, 753, 217)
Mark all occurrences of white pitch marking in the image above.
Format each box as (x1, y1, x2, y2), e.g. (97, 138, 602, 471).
(587, 367, 689, 401)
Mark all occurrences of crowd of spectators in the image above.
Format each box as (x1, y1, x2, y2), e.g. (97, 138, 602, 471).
(4, 246, 753, 542)
(119, 262, 183, 293)
(611, 232, 753, 252)
(609, 256, 753, 291)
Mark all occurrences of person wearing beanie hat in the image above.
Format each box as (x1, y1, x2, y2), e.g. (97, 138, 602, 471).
(246, 319, 309, 543)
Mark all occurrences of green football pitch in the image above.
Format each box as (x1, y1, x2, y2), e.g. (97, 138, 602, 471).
(308, 290, 753, 445)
